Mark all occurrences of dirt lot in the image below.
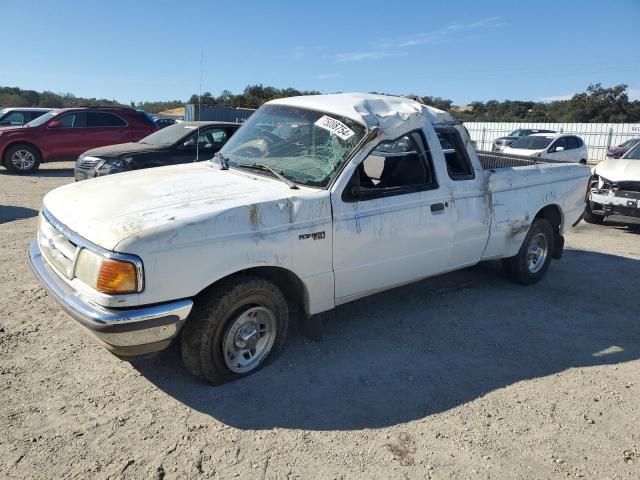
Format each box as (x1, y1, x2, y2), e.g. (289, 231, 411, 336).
(1, 162, 639, 480)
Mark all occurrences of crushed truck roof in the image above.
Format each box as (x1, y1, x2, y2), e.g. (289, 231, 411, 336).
(268, 93, 456, 131)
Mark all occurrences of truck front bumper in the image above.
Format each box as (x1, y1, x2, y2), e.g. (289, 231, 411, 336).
(28, 240, 193, 357)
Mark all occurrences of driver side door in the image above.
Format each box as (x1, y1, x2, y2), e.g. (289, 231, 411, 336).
(331, 130, 455, 301)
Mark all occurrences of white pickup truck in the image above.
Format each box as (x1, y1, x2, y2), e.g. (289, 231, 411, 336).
(29, 94, 590, 384)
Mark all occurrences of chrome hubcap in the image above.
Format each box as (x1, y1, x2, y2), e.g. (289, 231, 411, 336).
(527, 233, 548, 273)
(222, 306, 277, 374)
(11, 150, 35, 170)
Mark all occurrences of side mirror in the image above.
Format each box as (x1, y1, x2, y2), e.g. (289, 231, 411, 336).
(555, 146, 565, 152)
(182, 138, 196, 148)
(48, 120, 61, 128)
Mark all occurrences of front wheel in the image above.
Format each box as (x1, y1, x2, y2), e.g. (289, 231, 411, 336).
(3, 144, 41, 174)
(583, 201, 605, 224)
(503, 218, 555, 285)
(181, 276, 289, 384)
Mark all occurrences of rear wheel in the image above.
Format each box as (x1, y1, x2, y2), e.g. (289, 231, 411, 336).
(181, 276, 289, 384)
(503, 218, 555, 285)
(3, 144, 41, 174)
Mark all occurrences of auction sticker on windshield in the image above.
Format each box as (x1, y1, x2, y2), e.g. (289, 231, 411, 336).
(314, 115, 355, 141)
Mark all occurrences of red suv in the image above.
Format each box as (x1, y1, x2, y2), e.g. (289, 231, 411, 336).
(0, 107, 157, 173)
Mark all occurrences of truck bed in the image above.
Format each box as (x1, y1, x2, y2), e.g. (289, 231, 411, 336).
(477, 150, 572, 170)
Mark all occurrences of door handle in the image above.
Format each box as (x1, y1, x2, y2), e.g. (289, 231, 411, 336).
(431, 202, 445, 212)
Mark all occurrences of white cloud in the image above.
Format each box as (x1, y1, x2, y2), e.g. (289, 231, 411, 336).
(317, 73, 341, 80)
(335, 50, 408, 63)
(335, 16, 502, 63)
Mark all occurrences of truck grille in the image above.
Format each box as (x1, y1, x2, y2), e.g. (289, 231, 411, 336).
(38, 213, 78, 279)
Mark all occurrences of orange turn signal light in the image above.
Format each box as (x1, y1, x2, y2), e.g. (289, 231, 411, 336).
(96, 259, 137, 294)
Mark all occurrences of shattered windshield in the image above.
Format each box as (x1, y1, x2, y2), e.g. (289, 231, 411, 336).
(219, 104, 367, 187)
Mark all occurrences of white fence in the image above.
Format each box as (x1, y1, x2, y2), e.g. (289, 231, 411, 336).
(464, 122, 640, 161)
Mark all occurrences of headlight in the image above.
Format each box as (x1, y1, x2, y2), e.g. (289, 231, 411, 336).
(97, 158, 127, 171)
(74, 249, 142, 294)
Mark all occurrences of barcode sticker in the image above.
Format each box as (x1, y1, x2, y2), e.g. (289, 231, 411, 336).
(314, 115, 355, 141)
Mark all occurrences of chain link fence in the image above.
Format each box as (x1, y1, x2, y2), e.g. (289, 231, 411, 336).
(464, 122, 640, 162)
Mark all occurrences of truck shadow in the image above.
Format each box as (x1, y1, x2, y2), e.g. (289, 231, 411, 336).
(133, 250, 640, 431)
(0, 205, 38, 223)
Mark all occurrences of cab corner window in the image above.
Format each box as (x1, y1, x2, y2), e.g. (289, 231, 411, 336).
(435, 127, 474, 181)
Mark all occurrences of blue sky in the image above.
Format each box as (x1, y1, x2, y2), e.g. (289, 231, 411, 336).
(2, 0, 639, 105)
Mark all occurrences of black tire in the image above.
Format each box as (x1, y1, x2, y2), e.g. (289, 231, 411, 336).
(3, 144, 41, 174)
(181, 275, 289, 384)
(502, 218, 555, 285)
(583, 201, 605, 225)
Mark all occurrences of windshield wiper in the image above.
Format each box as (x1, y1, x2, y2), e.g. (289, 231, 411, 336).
(237, 163, 298, 189)
(212, 152, 229, 170)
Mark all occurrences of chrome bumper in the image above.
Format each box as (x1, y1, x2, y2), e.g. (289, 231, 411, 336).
(28, 240, 193, 357)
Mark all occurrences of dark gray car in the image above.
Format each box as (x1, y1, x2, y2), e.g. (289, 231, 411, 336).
(74, 121, 240, 181)
(493, 128, 556, 152)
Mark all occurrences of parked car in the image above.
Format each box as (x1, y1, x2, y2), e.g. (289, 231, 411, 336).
(0, 107, 52, 127)
(605, 138, 640, 159)
(154, 117, 177, 129)
(584, 142, 640, 224)
(503, 133, 588, 164)
(75, 121, 240, 181)
(492, 128, 556, 152)
(28, 93, 589, 384)
(0, 107, 157, 174)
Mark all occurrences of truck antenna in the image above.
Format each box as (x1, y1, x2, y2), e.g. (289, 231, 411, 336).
(196, 49, 204, 162)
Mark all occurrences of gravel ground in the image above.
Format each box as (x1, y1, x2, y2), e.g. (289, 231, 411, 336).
(1, 162, 639, 480)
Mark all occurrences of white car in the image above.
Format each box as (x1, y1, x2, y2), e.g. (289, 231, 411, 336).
(28, 93, 590, 384)
(503, 133, 588, 164)
(584, 142, 640, 224)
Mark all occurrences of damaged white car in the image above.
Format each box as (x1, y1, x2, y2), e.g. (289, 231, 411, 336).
(29, 93, 590, 384)
(584, 142, 640, 224)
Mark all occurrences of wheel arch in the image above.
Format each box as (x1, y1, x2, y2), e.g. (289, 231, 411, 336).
(195, 266, 309, 316)
(534, 203, 564, 259)
(535, 203, 563, 233)
(3, 141, 44, 163)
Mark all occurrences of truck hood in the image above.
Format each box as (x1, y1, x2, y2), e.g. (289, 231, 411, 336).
(594, 158, 640, 182)
(43, 162, 309, 251)
(81, 141, 165, 158)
